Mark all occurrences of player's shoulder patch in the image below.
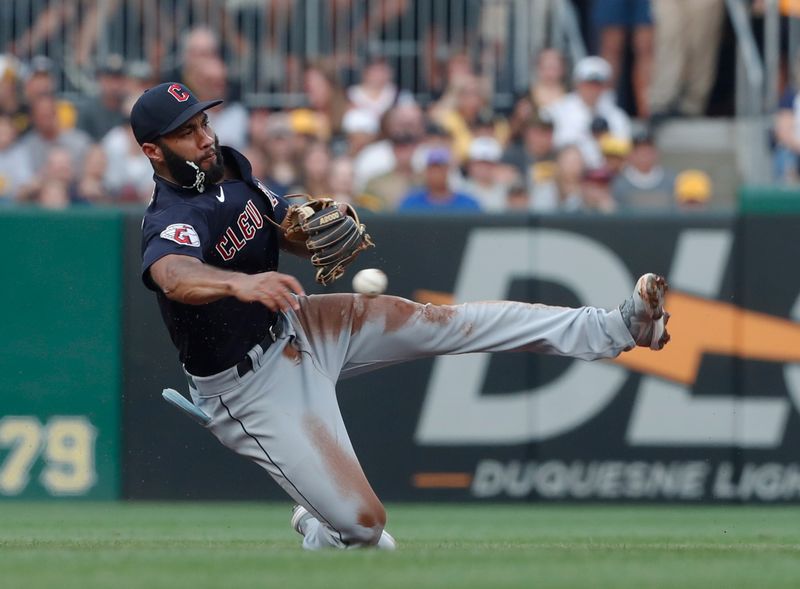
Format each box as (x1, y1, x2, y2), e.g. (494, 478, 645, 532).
(160, 223, 201, 247)
(255, 179, 280, 208)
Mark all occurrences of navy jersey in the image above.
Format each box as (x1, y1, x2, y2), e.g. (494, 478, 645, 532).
(141, 146, 289, 376)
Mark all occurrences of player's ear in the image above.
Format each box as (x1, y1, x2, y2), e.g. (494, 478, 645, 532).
(142, 142, 163, 163)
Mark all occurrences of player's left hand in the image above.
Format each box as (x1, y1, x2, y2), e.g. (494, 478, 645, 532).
(280, 198, 375, 286)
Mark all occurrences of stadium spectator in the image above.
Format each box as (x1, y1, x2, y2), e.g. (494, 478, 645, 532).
(611, 129, 677, 211)
(302, 61, 349, 139)
(22, 56, 77, 130)
(340, 108, 380, 158)
(545, 56, 631, 171)
(529, 48, 568, 111)
(430, 72, 496, 163)
(353, 97, 426, 190)
(501, 113, 557, 192)
(36, 179, 71, 209)
(328, 156, 357, 205)
(456, 137, 508, 212)
(591, 0, 654, 117)
(773, 82, 800, 183)
(649, 0, 725, 121)
(295, 140, 333, 197)
(539, 145, 586, 212)
(398, 147, 481, 212)
(19, 146, 79, 207)
(16, 93, 91, 174)
(101, 96, 153, 203)
(0, 113, 34, 204)
(253, 113, 300, 198)
(77, 54, 128, 141)
(505, 179, 530, 211)
(358, 131, 422, 212)
(187, 57, 248, 151)
(124, 60, 156, 97)
(581, 167, 617, 213)
(347, 56, 398, 120)
(674, 169, 713, 210)
(161, 25, 222, 86)
(75, 145, 108, 203)
(598, 133, 632, 178)
(0, 54, 28, 135)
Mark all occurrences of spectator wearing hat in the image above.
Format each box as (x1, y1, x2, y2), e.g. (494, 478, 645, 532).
(358, 131, 423, 212)
(456, 137, 508, 211)
(674, 169, 712, 210)
(398, 147, 481, 212)
(544, 56, 631, 171)
(598, 133, 632, 178)
(611, 130, 677, 211)
(581, 167, 617, 213)
(341, 108, 380, 158)
(77, 54, 128, 141)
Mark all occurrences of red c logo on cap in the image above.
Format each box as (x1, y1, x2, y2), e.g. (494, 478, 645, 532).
(167, 84, 190, 102)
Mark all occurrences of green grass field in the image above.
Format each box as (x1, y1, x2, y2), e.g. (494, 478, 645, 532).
(1, 503, 799, 589)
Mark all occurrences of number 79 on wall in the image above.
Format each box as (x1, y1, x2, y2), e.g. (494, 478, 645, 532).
(0, 416, 97, 496)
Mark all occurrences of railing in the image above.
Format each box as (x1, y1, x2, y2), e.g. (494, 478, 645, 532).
(0, 0, 585, 110)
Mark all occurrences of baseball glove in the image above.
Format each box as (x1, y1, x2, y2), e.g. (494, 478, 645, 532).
(280, 197, 374, 285)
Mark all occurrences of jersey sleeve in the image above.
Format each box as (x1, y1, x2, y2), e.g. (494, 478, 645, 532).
(141, 204, 211, 290)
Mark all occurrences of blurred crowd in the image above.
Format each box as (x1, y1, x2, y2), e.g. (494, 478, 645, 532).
(0, 0, 746, 213)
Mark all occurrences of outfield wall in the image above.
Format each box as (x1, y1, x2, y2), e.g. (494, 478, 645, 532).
(3, 206, 800, 503)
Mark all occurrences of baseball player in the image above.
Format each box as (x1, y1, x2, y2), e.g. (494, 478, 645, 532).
(133, 82, 671, 551)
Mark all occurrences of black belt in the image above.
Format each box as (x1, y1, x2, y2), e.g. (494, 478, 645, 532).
(235, 314, 284, 377)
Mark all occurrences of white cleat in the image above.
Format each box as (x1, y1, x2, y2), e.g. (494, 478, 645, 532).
(619, 273, 671, 350)
(290, 504, 313, 536)
(290, 504, 397, 549)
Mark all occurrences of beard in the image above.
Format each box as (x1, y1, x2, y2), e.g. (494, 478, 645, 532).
(159, 136, 224, 193)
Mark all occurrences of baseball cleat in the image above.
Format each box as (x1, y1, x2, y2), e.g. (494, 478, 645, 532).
(291, 504, 313, 536)
(619, 273, 670, 350)
(290, 504, 397, 549)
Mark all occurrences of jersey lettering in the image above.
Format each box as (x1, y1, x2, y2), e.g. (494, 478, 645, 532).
(160, 223, 201, 247)
(214, 199, 265, 261)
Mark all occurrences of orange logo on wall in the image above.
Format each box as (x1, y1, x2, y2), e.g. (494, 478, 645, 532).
(613, 292, 800, 383)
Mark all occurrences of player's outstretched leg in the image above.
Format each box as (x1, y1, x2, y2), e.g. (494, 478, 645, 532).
(618, 273, 670, 350)
(291, 504, 397, 550)
(285, 272, 671, 379)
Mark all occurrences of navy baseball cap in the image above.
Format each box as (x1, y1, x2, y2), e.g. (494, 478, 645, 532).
(130, 82, 222, 144)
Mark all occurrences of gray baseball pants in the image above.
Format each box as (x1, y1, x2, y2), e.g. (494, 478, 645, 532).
(187, 294, 635, 549)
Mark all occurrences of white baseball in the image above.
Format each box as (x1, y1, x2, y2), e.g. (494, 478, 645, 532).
(352, 268, 387, 296)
